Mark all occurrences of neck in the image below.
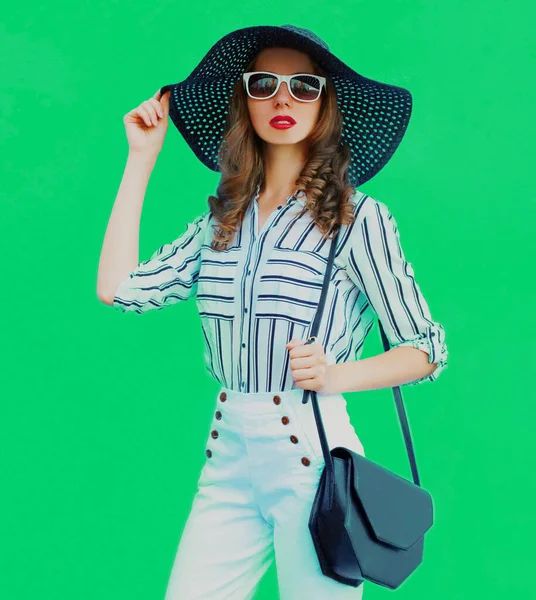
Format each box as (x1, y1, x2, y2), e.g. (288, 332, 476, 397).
(260, 141, 308, 206)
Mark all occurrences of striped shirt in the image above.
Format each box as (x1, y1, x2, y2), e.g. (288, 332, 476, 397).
(113, 186, 448, 393)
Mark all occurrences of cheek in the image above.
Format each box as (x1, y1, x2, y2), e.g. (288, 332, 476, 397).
(307, 103, 322, 125)
(296, 108, 321, 136)
(247, 100, 266, 128)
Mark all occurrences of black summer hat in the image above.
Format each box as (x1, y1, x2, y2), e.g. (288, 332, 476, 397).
(159, 24, 413, 187)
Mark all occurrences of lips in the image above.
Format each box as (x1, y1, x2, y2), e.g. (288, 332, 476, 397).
(270, 115, 296, 125)
(269, 115, 296, 130)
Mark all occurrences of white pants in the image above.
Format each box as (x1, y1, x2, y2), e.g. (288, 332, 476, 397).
(164, 386, 366, 600)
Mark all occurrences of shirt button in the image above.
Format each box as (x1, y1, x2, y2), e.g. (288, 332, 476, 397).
(281, 416, 289, 425)
(277, 205, 282, 210)
(301, 457, 311, 467)
(206, 449, 212, 458)
(219, 392, 227, 402)
(244, 307, 248, 313)
(242, 343, 246, 348)
(215, 410, 222, 420)
(211, 430, 219, 439)
(290, 435, 298, 444)
(247, 270, 251, 275)
(273, 395, 281, 405)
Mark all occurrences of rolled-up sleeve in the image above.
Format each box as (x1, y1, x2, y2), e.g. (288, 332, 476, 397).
(113, 210, 211, 314)
(345, 198, 448, 385)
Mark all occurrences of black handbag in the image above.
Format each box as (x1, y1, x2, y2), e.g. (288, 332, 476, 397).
(301, 225, 434, 590)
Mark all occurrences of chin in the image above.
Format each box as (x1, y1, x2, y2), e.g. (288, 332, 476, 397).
(259, 128, 308, 145)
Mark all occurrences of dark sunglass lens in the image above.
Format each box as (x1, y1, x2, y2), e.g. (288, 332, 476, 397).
(248, 73, 278, 98)
(290, 75, 321, 100)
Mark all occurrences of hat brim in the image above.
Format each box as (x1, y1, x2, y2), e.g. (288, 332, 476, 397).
(159, 25, 412, 187)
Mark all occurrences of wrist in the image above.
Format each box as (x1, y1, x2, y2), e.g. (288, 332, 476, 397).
(127, 149, 159, 167)
(323, 364, 340, 395)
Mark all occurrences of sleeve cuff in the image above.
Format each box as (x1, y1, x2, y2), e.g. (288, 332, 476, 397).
(389, 325, 449, 386)
(111, 272, 139, 313)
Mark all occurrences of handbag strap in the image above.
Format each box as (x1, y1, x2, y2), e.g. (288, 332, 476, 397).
(301, 225, 421, 487)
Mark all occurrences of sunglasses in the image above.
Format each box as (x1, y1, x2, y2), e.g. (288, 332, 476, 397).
(242, 71, 326, 103)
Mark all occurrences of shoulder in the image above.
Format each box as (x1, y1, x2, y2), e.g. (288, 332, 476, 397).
(195, 208, 212, 225)
(189, 208, 213, 244)
(343, 190, 395, 243)
(335, 190, 395, 267)
(348, 189, 393, 224)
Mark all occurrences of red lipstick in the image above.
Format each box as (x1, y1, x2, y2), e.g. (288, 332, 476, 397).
(269, 115, 296, 129)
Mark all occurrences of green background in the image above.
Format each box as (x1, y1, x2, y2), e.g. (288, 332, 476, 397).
(2, 1, 534, 598)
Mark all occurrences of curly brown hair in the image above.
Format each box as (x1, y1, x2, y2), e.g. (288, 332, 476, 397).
(207, 51, 358, 251)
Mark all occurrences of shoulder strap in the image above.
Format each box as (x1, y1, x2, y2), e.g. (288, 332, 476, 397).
(302, 225, 421, 486)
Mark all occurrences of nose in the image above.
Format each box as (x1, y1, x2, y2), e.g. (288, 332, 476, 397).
(274, 81, 292, 105)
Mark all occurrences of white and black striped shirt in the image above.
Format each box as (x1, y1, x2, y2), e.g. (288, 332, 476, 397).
(113, 186, 448, 393)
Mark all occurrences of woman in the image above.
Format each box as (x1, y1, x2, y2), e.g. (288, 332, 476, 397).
(97, 25, 448, 600)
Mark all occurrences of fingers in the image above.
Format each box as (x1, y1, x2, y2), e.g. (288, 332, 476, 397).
(139, 99, 161, 126)
(154, 88, 170, 112)
(160, 90, 170, 112)
(154, 87, 170, 98)
(125, 91, 169, 128)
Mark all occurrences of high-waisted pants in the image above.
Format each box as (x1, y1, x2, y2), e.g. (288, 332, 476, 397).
(164, 386, 367, 600)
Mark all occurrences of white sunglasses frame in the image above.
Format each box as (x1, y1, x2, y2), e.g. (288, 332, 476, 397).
(242, 71, 326, 103)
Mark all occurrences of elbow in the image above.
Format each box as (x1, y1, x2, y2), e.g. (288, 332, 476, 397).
(419, 351, 441, 378)
(96, 288, 114, 307)
(407, 353, 448, 387)
(424, 359, 442, 380)
(392, 329, 449, 387)
(97, 277, 126, 307)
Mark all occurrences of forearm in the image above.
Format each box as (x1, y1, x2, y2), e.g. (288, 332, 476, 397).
(96, 150, 158, 303)
(326, 346, 437, 394)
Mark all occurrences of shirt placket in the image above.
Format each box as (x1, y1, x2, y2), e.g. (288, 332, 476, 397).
(238, 197, 293, 393)
(238, 238, 257, 393)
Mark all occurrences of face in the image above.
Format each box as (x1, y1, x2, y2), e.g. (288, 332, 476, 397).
(246, 47, 323, 148)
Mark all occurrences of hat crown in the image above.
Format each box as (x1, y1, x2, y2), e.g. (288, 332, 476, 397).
(279, 24, 330, 52)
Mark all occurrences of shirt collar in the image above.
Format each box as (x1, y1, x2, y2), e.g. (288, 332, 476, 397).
(254, 184, 306, 207)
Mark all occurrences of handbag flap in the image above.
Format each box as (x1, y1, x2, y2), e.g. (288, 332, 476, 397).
(349, 450, 434, 550)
